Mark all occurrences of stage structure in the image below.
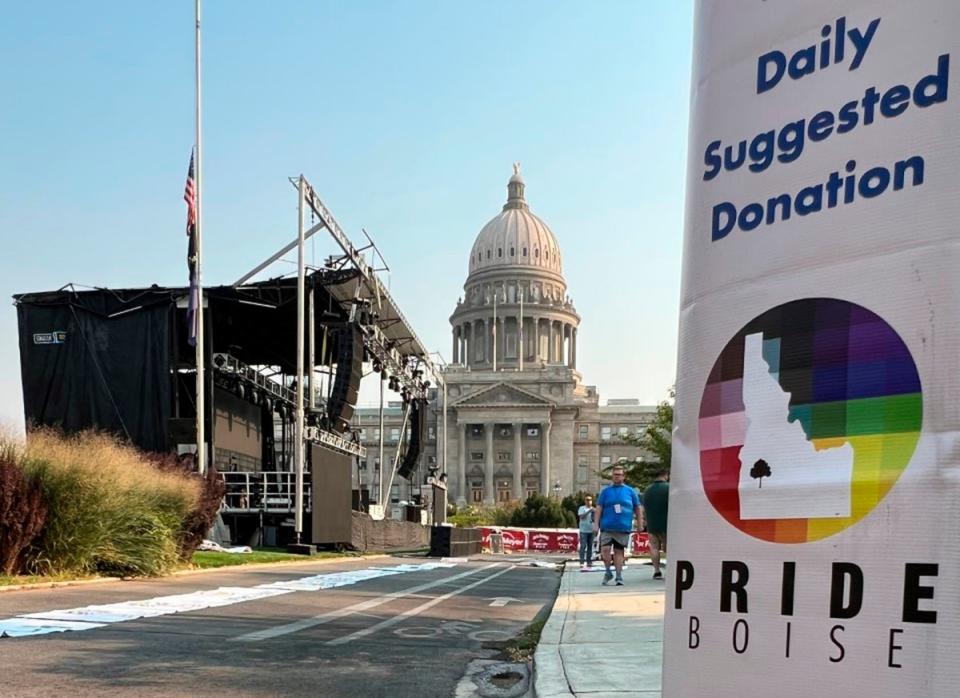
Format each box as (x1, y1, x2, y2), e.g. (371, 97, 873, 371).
(15, 176, 442, 547)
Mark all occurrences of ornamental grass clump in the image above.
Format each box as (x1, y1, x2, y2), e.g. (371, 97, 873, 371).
(147, 452, 225, 560)
(21, 429, 200, 577)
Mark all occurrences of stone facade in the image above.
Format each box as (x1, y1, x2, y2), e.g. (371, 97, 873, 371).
(351, 168, 654, 505)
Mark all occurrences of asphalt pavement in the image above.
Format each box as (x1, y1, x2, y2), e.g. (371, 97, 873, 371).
(0, 555, 560, 698)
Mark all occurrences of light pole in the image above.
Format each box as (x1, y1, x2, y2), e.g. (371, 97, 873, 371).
(553, 480, 561, 500)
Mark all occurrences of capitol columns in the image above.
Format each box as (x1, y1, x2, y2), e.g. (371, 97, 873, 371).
(540, 420, 552, 496)
(571, 327, 577, 368)
(458, 422, 467, 504)
(550, 321, 559, 364)
(484, 422, 495, 504)
(532, 316, 540, 362)
(512, 421, 523, 500)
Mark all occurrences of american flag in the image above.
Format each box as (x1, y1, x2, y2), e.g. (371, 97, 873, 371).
(184, 150, 199, 346)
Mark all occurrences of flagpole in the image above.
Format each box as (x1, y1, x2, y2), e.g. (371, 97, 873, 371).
(294, 175, 306, 544)
(194, 0, 206, 476)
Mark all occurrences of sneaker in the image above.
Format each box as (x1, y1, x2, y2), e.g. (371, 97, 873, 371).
(653, 570, 663, 580)
(602, 571, 614, 585)
(615, 576, 624, 586)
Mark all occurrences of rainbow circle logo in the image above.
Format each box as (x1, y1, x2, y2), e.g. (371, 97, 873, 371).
(699, 298, 922, 543)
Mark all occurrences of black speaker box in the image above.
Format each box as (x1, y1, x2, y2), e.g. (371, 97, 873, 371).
(397, 399, 427, 479)
(328, 325, 363, 432)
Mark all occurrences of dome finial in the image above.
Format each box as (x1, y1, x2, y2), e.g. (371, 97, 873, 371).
(505, 163, 527, 211)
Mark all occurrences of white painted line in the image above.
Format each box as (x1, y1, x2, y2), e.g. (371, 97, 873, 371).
(232, 563, 499, 642)
(488, 596, 519, 607)
(1, 563, 455, 640)
(0, 618, 105, 638)
(325, 565, 515, 646)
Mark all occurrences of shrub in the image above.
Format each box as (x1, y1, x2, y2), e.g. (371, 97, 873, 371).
(21, 429, 199, 577)
(510, 493, 577, 528)
(0, 440, 47, 575)
(561, 491, 596, 518)
(448, 504, 498, 528)
(491, 500, 521, 526)
(148, 452, 225, 560)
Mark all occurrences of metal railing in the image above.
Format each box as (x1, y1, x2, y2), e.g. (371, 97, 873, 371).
(219, 471, 312, 513)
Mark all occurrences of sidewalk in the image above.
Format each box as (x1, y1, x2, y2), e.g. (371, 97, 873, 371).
(533, 558, 665, 697)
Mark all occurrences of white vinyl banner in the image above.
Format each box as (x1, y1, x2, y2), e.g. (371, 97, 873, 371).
(665, 2, 960, 695)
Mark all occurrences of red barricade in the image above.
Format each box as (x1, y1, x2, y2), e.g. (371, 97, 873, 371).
(528, 530, 554, 551)
(480, 527, 651, 555)
(501, 528, 528, 551)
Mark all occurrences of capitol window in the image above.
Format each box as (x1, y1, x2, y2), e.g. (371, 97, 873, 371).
(486, 250, 491, 259)
(522, 247, 527, 256)
(535, 248, 539, 257)
(601, 427, 612, 441)
(510, 247, 515, 256)
(498, 247, 502, 257)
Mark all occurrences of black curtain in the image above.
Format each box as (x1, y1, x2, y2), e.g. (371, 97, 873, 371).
(17, 294, 174, 452)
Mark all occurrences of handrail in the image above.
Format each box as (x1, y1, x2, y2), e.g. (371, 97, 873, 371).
(219, 471, 313, 513)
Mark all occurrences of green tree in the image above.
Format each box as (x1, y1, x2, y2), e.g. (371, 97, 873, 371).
(601, 387, 674, 491)
(561, 490, 596, 518)
(509, 493, 577, 528)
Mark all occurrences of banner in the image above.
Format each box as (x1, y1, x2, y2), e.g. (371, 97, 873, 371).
(665, 2, 960, 695)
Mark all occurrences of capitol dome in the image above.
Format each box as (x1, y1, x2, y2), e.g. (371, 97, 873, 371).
(467, 167, 563, 280)
(450, 166, 579, 373)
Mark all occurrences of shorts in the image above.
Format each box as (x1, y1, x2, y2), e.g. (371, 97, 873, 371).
(599, 531, 631, 550)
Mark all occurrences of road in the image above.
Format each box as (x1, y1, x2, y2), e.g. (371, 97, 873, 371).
(0, 555, 559, 697)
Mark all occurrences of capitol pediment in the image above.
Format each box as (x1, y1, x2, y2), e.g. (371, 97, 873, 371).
(452, 382, 553, 408)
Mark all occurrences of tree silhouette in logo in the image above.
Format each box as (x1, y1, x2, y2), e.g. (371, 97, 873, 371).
(750, 459, 772, 488)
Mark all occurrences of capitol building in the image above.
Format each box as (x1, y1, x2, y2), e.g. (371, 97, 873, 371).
(353, 167, 654, 506)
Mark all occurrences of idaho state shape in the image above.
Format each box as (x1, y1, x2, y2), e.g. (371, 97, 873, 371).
(698, 298, 922, 543)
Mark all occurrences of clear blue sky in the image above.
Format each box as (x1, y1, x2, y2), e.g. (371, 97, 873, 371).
(0, 1, 693, 430)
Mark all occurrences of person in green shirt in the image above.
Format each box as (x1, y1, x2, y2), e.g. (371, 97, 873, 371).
(641, 471, 669, 580)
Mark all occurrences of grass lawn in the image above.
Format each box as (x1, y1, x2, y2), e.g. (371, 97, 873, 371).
(189, 549, 358, 569)
(0, 549, 363, 586)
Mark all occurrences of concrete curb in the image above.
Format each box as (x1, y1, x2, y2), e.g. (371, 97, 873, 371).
(0, 552, 396, 594)
(532, 564, 575, 697)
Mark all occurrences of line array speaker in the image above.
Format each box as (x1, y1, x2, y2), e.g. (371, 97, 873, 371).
(327, 325, 363, 433)
(397, 399, 427, 479)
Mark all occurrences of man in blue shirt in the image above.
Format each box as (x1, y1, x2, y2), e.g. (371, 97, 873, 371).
(593, 465, 641, 585)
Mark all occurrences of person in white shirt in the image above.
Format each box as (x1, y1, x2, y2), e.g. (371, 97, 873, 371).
(577, 495, 596, 569)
